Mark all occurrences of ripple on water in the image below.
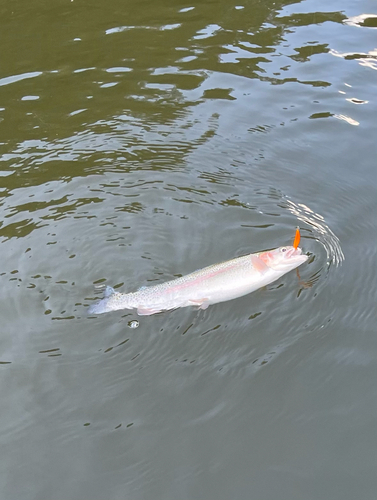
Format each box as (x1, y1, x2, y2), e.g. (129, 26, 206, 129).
(284, 198, 345, 267)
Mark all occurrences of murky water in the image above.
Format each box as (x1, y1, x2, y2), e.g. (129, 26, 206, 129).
(0, 0, 376, 499)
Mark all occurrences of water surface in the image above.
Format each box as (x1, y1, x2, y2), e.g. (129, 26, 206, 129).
(0, 0, 376, 499)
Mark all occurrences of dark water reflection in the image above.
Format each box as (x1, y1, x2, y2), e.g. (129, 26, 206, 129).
(0, 0, 376, 499)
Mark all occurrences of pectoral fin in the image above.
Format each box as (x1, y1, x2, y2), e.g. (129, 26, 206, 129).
(251, 255, 270, 274)
(199, 302, 210, 310)
(188, 298, 210, 310)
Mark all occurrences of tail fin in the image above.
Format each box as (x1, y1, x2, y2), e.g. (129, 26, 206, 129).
(88, 286, 115, 315)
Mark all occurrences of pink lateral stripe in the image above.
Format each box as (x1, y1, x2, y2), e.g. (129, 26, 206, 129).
(167, 260, 242, 293)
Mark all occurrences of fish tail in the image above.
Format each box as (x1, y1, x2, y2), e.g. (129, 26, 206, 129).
(88, 286, 115, 315)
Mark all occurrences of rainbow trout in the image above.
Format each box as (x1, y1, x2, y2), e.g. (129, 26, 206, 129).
(88, 244, 308, 316)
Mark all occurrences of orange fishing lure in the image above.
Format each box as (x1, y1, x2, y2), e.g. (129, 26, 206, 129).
(293, 227, 301, 249)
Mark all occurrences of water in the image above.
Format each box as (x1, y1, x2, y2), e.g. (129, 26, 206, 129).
(0, 0, 376, 499)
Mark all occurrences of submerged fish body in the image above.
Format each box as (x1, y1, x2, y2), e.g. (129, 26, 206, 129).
(88, 245, 308, 316)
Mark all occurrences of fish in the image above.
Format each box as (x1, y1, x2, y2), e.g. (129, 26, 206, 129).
(88, 239, 308, 316)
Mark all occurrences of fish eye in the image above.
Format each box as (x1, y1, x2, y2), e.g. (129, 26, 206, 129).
(280, 247, 287, 253)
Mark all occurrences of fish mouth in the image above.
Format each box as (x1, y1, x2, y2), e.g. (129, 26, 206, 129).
(285, 246, 308, 264)
(286, 246, 302, 258)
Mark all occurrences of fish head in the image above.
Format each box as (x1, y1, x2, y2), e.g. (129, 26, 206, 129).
(259, 245, 308, 272)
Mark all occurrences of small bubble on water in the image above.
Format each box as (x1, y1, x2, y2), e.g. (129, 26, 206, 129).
(128, 320, 139, 329)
